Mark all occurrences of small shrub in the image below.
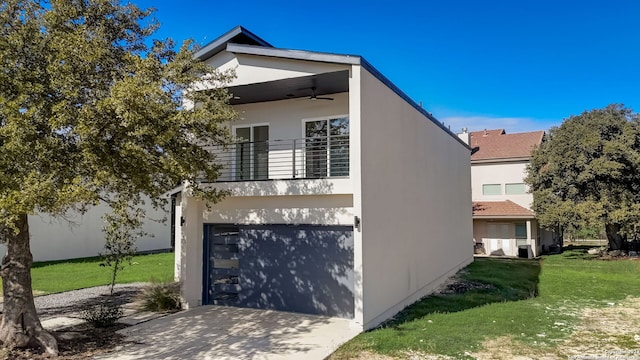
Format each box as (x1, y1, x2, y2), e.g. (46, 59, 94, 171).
(138, 279, 181, 312)
(81, 302, 124, 328)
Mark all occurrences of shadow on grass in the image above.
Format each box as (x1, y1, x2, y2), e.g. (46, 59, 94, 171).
(31, 256, 103, 269)
(379, 258, 541, 329)
(30, 250, 173, 269)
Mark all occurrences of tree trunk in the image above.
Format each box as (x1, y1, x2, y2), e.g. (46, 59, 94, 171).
(0, 214, 58, 355)
(605, 223, 626, 251)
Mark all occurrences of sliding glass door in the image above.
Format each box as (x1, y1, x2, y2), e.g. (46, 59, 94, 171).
(235, 125, 269, 180)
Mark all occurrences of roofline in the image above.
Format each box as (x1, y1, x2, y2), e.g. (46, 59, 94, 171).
(227, 43, 361, 65)
(194, 26, 272, 60)
(358, 58, 470, 149)
(164, 185, 184, 197)
(471, 156, 531, 164)
(473, 215, 536, 219)
(225, 43, 471, 150)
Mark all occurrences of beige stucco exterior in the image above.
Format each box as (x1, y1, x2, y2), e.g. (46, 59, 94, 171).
(205, 52, 350, 88)
(358, 68, 473, 328)
(471, 161, 532, 208)
(473, 218, 538, 257)
(471, 157, 555, 257)
(175, 32, 473, 331)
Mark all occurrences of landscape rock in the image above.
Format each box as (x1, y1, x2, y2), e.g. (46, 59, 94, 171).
(587, 248, 602, 255)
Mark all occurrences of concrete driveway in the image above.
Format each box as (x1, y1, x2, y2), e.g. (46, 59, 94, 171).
(96, 305, 361, 360)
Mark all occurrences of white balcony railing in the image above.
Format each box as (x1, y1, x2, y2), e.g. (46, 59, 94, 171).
(205, 135, 349, 182)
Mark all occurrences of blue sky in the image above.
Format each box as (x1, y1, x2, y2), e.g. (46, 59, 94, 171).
(134, 0, 639, 133)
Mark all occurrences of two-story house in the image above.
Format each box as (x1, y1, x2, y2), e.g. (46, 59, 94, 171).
(170, 26, 473, 331)
(461, 128, 554, 257)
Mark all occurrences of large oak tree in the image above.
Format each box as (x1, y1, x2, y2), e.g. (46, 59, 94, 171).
(525, 104, 640, 251)
(0, 0, 233, 354)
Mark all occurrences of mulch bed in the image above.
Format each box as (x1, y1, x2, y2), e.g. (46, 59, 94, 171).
(0, 287, 143, 359)
(2, 323, 128, 359)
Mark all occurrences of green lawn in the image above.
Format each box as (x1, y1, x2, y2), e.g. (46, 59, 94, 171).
(331, 249, 640, 359)
(19, 252, 174, 294)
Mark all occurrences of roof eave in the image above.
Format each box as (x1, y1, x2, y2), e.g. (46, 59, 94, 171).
(194, 26, 272, 61)
(163, 185, 184, 198)
(226, 43, 361, 65)
(473, 214, 536, 219)
(471, 156, 531, 164)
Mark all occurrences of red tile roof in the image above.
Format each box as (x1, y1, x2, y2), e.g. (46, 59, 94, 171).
(470, 129, 544, 161)
(473, 200, 535, 218)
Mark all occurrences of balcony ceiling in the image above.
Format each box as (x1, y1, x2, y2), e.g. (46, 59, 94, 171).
(227, 70, 349, 105)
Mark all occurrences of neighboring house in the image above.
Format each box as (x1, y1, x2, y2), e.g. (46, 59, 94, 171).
(0, 203, 171, 262)
(461, 128, 554, 257)
(171, 26, 473, 331)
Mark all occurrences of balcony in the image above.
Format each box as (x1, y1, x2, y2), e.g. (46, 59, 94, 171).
(206, 135, 350, 182)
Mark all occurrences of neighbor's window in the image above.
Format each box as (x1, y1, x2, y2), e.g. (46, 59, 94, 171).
(515, 222, 528, 246)
(505, 183, 526, 195)
(515, 223, 527, 239)
(482, 184, 501, 195)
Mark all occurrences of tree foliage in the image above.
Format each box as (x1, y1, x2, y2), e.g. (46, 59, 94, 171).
(525, 104, 640, 250)
(0, 0, 234, 354)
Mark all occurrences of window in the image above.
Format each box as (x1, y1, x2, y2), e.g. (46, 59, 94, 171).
(515, 222, 528, 246)
(234, 125, 269, 180)
(482, 184, 501, 195)
(505, 183, 526, 195)
(304, 117, 349, 177)
(515, 223, 527, 239)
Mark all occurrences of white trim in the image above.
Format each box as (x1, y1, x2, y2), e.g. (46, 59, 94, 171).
(300, 114, 350, 126)
(231, 123, 270, 180)
(231, 122, 270, 141)
(301, 115, 350, 178)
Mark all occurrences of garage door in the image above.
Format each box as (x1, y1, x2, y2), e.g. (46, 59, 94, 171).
(203, 224, 354, 318)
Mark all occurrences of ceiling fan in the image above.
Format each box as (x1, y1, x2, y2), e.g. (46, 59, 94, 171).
(306, 87, 333, 101)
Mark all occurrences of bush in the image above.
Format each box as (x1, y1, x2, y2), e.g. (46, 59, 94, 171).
(81, 302, 124, 328)
(138, 279, 181, 312)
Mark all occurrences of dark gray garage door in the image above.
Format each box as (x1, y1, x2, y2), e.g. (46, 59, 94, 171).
(203, 224, 354, 318)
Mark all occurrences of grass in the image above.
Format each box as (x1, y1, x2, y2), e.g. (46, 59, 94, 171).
(331, 249, 640, 359)
(11, 252, 174, 295)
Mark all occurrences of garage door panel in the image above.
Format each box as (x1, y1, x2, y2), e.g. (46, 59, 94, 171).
(204, 224, 354, 318)
(239, 225, 354, 317)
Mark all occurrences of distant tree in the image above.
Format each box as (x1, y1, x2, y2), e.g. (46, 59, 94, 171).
(525, 104, 640, 251)
(0, 0, 234, 354)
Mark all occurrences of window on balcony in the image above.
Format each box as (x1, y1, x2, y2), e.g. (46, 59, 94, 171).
(234, 125, 269, 180)
(304, 117, 349, 178)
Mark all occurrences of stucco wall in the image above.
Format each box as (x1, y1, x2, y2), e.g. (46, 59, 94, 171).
(473, 219, 539, 257)
(202, 194, 354, 225)
(205, 52, 350, 87)
(0, 202, 170, 262)
(473, 219, 540, 242)
(358, 68, 473, 329)
(471, 161, 532, 209)
(230, 92, 349, 140)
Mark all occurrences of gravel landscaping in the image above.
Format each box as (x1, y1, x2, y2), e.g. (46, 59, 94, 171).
(0, 282, 148, 319)
(0, 283, 149, 360)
